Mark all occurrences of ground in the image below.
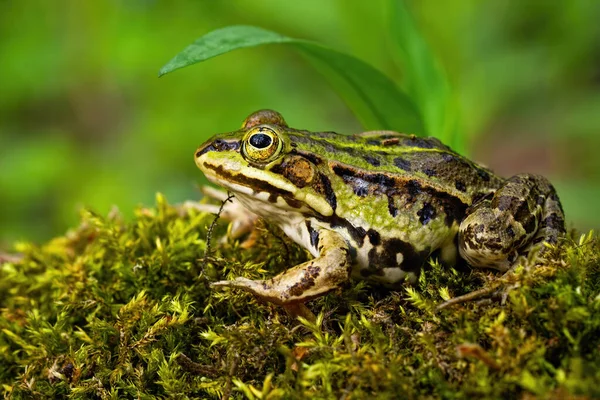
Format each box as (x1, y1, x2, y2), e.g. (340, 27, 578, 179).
(1, 194, 599, 399)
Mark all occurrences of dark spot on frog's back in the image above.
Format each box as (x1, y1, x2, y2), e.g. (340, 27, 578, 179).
(349, 177, 370, 197)
(406, 179, 422, 198)
(442, 153, 457, 162)
(477, 168, 491, 182)
(324, 142, 336, 153)
(439, 194, 468, 226)
(373, 173, 395, 187)
(364, 155, 381, 167)
(455, 180, 467, 192)
(394, 157, 412, 171)
(332, 164, 379, 183)
(288, 133, 313, 145)
(417, 202, 437, 225)
(407, 137, 435, 149)
(423, 168, 436, 177)
(331, 164, 394, 196)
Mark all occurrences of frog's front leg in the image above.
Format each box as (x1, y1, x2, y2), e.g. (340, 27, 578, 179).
(458, 173, 565, 271)
(212, 229, 352, 305)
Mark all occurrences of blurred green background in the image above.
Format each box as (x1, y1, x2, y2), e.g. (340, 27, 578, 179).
(1, 0, 599, 246)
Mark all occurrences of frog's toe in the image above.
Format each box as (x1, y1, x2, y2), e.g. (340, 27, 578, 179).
(211, 277, 277, 299)
(211, 277, 290, 305)
(211, 277, 256, 289)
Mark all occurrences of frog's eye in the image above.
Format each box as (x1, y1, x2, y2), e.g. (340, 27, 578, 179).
(242, 126, 282, 163)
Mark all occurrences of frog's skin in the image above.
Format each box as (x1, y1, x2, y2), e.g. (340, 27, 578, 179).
(194, 110, 565, 306)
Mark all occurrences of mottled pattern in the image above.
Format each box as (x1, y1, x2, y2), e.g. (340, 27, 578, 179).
(196, 110, 566, 305)
(459, 174, 565, 271)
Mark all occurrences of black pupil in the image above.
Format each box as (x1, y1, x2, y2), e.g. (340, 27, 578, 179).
(249, 133, 272, 149)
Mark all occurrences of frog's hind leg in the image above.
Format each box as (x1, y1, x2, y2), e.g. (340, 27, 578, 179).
(437, 174, 565, 310)
(458, 174, 565, 272)
(440, 174, 565, 310)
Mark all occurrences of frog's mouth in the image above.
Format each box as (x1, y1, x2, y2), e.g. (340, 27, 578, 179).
(200, 159, 300, 202)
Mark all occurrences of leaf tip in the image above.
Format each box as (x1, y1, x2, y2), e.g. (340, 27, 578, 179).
(157, 65, 171, 78)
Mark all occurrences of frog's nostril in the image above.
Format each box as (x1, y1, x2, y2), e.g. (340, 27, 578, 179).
(214, 139, 225, 149)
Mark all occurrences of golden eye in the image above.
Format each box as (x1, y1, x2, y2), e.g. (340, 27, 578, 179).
(242, 127, 282, 163)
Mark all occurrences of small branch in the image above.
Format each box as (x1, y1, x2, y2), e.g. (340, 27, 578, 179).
(202, 192, 234, 273)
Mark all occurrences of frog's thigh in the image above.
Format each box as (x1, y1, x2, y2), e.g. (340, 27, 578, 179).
(458, 174, 564, 271)
(212, 229, 351, 304)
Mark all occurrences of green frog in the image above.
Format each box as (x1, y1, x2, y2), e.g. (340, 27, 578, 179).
(194, 110, 565, 308)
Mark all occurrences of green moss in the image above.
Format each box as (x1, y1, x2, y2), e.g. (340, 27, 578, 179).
(1, 194, 599, 399)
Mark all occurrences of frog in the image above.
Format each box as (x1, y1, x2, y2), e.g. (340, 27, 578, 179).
(194, 109, 565, 310)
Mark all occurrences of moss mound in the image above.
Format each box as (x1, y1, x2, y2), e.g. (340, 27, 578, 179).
(1, 194, 599, 399)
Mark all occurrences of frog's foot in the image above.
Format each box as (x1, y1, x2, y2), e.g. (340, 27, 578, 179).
(212, 278, 316, 320)
(211, 229, 351, 318)
(458, 174, 565, 272)
(187, 186, 260, 241)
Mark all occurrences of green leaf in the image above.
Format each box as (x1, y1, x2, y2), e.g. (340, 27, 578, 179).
(388, 1, 463, 151)
(158, 25, 291, 76)
(159, 25, 424, 134)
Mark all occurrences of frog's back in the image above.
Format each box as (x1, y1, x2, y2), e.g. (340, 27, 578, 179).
(281, 129, 504, 281)
(287, 129, 503, 204)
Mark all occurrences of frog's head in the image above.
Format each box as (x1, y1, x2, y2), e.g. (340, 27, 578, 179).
(195, 110, 336, 217)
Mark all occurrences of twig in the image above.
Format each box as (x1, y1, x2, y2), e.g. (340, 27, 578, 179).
(176, 353, 219, 377)
(202, 192, 234, 273)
